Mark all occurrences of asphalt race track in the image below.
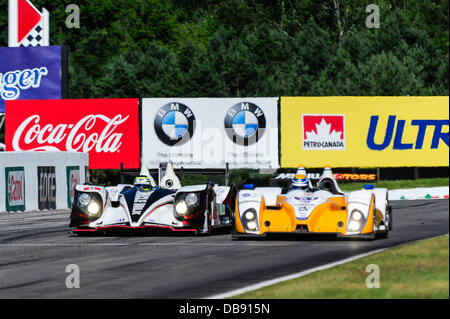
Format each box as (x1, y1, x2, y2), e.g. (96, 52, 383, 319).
(0, 199, 448, 299)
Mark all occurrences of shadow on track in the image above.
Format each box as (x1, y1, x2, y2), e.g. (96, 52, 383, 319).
(70, 225, 232, 238)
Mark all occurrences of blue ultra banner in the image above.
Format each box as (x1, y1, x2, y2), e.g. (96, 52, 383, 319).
(0, 45, 62, 113)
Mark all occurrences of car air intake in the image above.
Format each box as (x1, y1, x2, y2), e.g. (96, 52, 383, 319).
(296, 225, 309, 232)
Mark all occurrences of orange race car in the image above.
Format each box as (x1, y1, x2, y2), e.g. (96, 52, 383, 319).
(232, 166, 392, 240)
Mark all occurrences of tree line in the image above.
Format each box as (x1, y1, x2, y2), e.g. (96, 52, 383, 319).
(0, 0, 448, 100)
(0, 0, 448, 183)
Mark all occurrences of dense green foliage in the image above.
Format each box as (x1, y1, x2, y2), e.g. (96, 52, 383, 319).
(0, 0, 448, 98)
(0, 1, 448, 183)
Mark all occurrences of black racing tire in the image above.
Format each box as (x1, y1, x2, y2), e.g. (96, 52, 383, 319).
(376, 231, 389, 239)
(230, 206, 235, 227)
(231, 225, 239, 237)
(387, 206, 393, 230)
(74, 230, 98, 237)
(207, 210, 212, 235)
(200, 210, 212, 236)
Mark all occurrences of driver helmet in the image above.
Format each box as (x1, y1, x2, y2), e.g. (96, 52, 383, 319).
(291, 174, 310, 191)
(134, 175, 152, 191)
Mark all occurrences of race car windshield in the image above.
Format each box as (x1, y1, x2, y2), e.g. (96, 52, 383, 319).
(292, 185, 309, 191)
(135, 183, 152, 191)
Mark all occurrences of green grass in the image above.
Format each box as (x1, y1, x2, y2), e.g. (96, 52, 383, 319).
(339, 178, 449, 192)
(232, 235, 449, 299)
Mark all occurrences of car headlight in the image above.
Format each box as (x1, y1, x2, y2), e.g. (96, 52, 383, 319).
(348, 220, 361, 231)
(185, 193, 199, 207)
(87, 202, 101, 218)
(174, 191, 204, 219)
(352, 211, 362, 221)
(75, 192, 103, 221)
(79, 193, 92, 207)
(242, 208, 258, 231)
(245, 211, 255, 220)
(175, 201, 188, 215)
(246, 221, 258, 231)
(347, 209, 365, 233)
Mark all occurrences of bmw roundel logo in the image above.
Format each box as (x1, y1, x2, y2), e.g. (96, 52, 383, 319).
(154, 102, 196, 146)
(224, 102, 266, 145)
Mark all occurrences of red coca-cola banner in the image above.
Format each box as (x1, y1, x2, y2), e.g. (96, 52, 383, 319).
(5, 99, 140, 169)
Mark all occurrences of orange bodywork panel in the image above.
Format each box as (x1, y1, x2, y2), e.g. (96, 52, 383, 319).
(360, 195, 375, 234)
(236, 195, 351, 235)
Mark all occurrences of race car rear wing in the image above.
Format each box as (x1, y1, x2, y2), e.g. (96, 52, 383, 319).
(119, 162, 231, 186)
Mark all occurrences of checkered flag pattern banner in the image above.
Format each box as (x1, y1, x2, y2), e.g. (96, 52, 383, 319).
(20, 22, 45, 47)
(8, 0, 49, 47)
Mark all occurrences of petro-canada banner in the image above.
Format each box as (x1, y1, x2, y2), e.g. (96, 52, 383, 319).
(280, 96, 449, 168)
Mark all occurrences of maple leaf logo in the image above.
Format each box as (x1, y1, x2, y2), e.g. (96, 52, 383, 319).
(302, 115, 345, 150)
(305, 118, 344, 141)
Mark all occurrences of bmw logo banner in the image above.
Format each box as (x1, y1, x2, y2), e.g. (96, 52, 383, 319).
(142, 98, 279, 169)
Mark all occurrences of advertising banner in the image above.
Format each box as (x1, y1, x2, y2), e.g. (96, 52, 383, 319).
(5, 98, 140, 169)
(273, 172, 377, 182)
(37, 166, 56, 210)
(5, 166, 25, 212)
(280, 97, 449, 168)
(0, 46, 61, 113)
(8, 0, 49, 47)
(142, 98, 279, 169)
(66, 166, 79, 208)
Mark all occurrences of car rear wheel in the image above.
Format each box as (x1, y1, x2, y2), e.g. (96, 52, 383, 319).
(376, 230, 389, 239)
(386, 206, 393, 230)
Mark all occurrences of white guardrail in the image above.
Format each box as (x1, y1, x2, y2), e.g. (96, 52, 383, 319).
(0, 151, 89, 213)
(389, 186, 449, 200)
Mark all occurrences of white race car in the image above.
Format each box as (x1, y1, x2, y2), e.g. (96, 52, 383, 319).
(70, 163, 237, 235)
